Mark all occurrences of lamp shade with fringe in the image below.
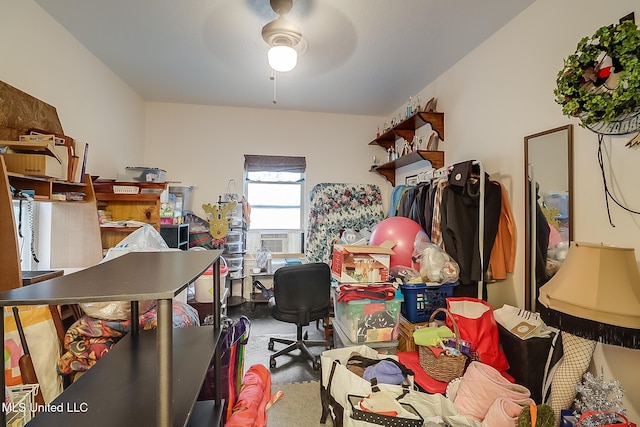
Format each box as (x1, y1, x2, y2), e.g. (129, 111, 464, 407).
(538, 241, 640, 349)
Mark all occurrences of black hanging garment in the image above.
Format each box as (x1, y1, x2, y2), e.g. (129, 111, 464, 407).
(534, 182, 550, 287)
(440, 161, 501, 296)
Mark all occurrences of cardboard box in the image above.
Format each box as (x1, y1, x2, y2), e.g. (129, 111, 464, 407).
(52, 144, 69, 181)
(1, 139, 69, 180)
(331, 243, 394, 283)
(2, 152, 64, 179)
(1, 139, 62, 163)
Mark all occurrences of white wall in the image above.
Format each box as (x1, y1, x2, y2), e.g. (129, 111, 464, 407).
(384, 0, 639, 417)
(4, 0, 639, 417)
(144, 103, 386, 220)
(0, 0, 145, 178)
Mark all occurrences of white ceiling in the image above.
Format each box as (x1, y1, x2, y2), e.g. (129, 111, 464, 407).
(34, 0, 534, 117)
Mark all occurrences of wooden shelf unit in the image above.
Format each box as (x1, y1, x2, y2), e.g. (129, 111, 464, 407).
(1, 157, 103, 292)
(369, 111, 446, 186)
(7, 171, 95, 203)
(371, 151, 445, 186)
(94, 180, 167, 250)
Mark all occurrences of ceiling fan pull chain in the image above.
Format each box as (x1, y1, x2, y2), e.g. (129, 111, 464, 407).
(271, 69, 278, 104)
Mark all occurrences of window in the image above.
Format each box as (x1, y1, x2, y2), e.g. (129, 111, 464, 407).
(244, 155, 306, 231)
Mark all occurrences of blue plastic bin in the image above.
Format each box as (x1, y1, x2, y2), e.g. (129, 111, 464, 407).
(399, 282, 458, 323)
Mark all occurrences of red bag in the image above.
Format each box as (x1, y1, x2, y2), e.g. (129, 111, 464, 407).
(577, 411, 632, 427)
(445, 297, 510, 373)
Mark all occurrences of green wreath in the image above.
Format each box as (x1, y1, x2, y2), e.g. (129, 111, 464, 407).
(554, 20, 640, 126)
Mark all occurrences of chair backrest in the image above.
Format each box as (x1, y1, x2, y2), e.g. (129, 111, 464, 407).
(273, 262, 331, 316)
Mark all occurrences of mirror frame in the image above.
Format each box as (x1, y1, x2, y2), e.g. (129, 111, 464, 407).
(524, 124, 574, 312)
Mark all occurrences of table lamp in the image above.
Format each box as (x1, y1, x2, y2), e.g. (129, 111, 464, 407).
(538, 242, 640, 420)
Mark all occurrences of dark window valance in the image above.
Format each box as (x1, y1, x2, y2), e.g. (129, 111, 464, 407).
(244, 155, 306, 173)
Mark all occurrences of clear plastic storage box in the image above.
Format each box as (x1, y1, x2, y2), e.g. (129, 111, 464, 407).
(331, 287, 403, 343)
(119, 167, 167, 183)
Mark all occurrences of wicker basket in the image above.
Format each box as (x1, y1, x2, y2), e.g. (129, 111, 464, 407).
(418, 308, 467, 383)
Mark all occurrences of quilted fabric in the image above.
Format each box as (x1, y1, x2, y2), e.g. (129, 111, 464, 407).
(305, 183, 384, 264)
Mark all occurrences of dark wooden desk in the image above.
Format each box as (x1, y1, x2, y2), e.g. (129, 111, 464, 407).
(0, 251, 224, 427)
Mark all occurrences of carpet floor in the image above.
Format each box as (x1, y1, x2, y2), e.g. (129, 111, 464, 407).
(266, 380, 325, 427)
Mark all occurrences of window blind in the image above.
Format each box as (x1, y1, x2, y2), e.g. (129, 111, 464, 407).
(244, 155, 306, 173)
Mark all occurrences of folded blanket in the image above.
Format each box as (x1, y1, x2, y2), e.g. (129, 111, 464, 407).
(482, 397, 534, 427)
(57, 301, 199, 375)
(337, 284, 397, 302)
(453, 361, 532, 422)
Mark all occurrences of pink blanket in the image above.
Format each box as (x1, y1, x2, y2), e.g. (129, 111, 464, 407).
(453, 361, 533, 423)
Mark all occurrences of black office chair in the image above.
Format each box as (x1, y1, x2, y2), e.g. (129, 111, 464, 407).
(268, 262, 332, 370)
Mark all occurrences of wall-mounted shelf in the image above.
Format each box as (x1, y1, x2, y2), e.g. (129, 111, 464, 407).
(368, 111, 445, 186)
(369, 111, 445, 149)
(371, 150, 445, 186)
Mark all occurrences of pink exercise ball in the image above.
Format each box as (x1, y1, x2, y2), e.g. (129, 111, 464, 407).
(369, 217, 424, 267)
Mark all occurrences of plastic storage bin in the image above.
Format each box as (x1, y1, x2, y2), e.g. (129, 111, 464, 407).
(225, 241, 243, 253)
(333, 318, 399, 354)
(226, 231, 242, 243)
(168, 185, 195, 213)
(399, 282, 458, 323)
(331, 287, 403, 343)
(194, 263, 229, 303)
(120, 166, 167, 183)
(225, 254, 243, 271)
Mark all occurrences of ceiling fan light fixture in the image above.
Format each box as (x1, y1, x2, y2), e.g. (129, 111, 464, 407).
(268, 45, 297, 72)
(261, 0, 302, 73)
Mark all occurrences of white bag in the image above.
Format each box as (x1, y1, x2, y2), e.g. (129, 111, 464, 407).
(319, 345, 483, 427)
(320, 345, 415, 426)
(321, 346, 414, 409)
(80, 225, 179, 320)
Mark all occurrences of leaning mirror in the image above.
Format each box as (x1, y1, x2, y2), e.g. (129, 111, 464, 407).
(524, 124, 573, 312)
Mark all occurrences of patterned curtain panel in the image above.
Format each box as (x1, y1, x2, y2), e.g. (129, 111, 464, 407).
(305, 183, 385, 264)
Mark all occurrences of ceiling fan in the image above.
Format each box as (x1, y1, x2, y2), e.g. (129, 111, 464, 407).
(261, 0, 302, 72)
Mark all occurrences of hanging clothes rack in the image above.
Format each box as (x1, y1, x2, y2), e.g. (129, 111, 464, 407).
(418, 160, 486, 300)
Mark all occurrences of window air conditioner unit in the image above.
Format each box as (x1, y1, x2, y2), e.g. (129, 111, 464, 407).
(247, 231, 302, 254)
(260, 233, 289, 254)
